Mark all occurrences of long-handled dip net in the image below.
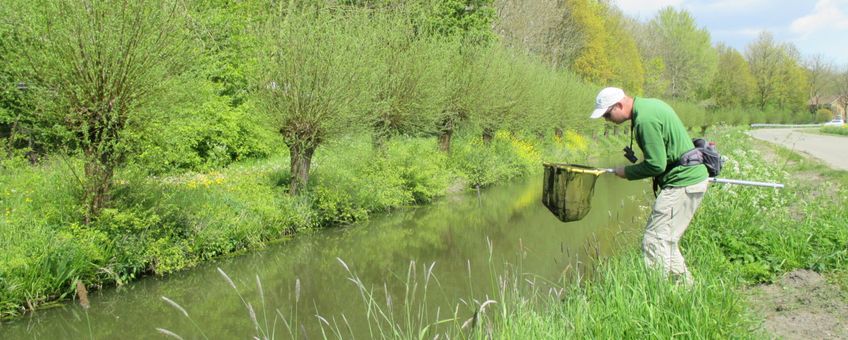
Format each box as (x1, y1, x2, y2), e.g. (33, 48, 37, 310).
(542, 162, 785, 223)
(542, 163, 611, 222)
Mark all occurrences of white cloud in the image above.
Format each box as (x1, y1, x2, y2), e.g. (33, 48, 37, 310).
(790, 0, 848, 36)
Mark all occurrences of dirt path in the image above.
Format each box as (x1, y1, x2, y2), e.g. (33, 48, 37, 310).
(745, 134, 848, 339)
(747, 270, 848, 339)
(748, 128, 848, 170)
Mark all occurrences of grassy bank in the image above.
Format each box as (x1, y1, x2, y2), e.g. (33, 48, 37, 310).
(491, 127, 848, 337)
(0, 128, 613, 318)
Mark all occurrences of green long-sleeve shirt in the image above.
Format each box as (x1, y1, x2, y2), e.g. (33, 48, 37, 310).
(624, 97, 708, 188)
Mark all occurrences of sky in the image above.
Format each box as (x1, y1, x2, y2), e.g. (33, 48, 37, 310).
(613, 0, 848, 68)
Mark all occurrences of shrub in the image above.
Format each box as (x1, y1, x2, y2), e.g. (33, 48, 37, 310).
(815, 108, 833, 123)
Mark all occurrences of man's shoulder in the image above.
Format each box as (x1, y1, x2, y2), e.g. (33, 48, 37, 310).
(634, 97, 675, 121)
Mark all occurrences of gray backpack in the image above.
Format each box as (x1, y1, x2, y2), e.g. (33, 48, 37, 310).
(679, 138, 723, 177)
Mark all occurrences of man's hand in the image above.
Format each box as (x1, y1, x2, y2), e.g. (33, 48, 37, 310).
(614, 166, 626, 178)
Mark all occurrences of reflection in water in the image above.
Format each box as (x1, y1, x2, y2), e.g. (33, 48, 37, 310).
(1, 175, 652, 338)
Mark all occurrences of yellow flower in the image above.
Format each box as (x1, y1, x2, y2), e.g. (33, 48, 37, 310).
(564, 130, 588, 153)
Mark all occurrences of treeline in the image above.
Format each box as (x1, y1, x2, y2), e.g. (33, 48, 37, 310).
(0, 0, 596, 221)
(496, 0, 848, 123)
(2, 0, 845, 221)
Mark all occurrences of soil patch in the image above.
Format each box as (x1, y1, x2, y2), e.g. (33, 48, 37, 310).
(747, 269, 848, 339)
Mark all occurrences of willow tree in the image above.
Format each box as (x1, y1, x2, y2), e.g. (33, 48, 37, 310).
(7, 0, 191, 222)
(368, 10, 449, 151)
(468, 46, 523, 143)
(255, 6, 371, 195)
(419, 0, 497, 153)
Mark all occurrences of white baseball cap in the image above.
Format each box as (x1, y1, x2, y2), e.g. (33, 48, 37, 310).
(589, 87, 625, 119)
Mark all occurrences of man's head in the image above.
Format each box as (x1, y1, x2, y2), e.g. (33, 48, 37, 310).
(589, 87, 631, 124)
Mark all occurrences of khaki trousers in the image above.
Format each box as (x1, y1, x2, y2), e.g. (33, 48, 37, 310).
(643, 179, 709, 284)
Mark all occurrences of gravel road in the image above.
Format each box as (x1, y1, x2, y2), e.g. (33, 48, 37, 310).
(748, 128, 848, 170)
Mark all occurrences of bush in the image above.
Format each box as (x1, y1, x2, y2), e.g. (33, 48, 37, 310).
(815, 108, 833, 123)
(449, 130, 541, 188)
(125, 84, 279, 175)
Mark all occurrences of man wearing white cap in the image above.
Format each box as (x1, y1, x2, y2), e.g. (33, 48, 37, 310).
(590, 87, 709, 285)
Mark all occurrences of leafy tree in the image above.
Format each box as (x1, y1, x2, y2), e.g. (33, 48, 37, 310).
(436, 43, 488, 152)
(837, 68, 848, 120)
(469, 46, 524, 142)
(746, 32, 785, 111)
(255, 5, 372, 195)
(368, 9, 450, 151)
(746, 32, 807, 113)
(804, 54, 835, 111)
(191, 0, 267, 107)
(7, 0, 193, 222)
(566, 0, 613, 84)
(772, 48, 808, 112)
(646, 7, 717, 99)
(710, 44, 756, 108)
(604, 6, 644, 94)
(493, 0, 582, 68)
(642, 57, 669, 97)
(419, 0, 498, 152)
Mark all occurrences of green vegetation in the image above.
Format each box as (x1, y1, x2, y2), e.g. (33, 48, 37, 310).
(153, 128, 846, 339)
(163, 127, 844, 338)
(1, 0, 846, 324)
(822, 125, 848, 136)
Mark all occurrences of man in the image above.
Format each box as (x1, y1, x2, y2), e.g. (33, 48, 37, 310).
(590, 87, 709, 285)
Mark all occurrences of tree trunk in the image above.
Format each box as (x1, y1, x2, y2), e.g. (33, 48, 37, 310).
(83, 156, 113, 224)
(482, 128, 494, 145)
(438, 118, 454, 153)
(372, 131, 388, 155)
(289, 143, 316, 195)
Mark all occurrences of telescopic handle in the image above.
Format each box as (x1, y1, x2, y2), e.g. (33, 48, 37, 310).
(708, 177, 784, 189)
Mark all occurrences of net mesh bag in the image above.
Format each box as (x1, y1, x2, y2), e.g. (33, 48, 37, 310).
(542, 163, 605, 222)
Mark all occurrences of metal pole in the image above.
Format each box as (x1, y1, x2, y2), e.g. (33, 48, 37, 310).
(709, 177, 784, 189)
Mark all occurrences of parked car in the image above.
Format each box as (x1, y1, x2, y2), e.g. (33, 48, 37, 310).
(824, 118, 845, 126)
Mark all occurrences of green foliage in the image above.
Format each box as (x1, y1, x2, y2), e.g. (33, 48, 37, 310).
(746, 32, 809, 112)
(125, 84, 278, 175)
(255, 4, 375, 194)
(604, 9, 645, 94)
(7, 0, 196, 219)
(688, 128, 847, 282)
(710, 44, 756, 108)
(368, 10, 452, 147)
(646, 7, 717, 99)
(449, 130, 542, 188)
(566, 0, 613, 84)
(423, 0, 497, 46)
(822, 125, 848, 135)
(816, 108, 834, 122)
